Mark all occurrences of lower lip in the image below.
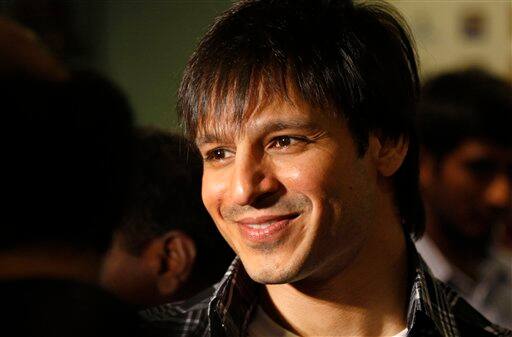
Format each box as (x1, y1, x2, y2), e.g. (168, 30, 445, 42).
(237, 218, 294, 243)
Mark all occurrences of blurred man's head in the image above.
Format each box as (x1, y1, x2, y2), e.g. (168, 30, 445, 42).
(2, 72, 134, 255)
(0, 21, 142, 332)
(101, 129, 234, 307)
(0, 15, 134, 286)
(417, 69, 512, 248)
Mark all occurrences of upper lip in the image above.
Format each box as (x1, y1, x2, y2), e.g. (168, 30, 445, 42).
(235, 213, 299, 225)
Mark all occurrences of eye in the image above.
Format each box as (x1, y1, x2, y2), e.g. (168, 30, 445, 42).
(271, 136, 293, 149)
(204, 148, 233, 162)
(466, 159, 496, 178)
(269, 135, 312, 151)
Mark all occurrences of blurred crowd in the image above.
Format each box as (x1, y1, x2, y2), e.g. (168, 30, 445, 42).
(0, 2, 510, 335)
(0, 16, 234, 335)
(415, 69, 511, 328)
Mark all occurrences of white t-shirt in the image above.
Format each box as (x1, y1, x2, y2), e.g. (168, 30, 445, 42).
(247, 306, 408, 337)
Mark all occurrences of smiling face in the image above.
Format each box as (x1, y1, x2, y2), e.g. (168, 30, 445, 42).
(196, 96, 381, 284)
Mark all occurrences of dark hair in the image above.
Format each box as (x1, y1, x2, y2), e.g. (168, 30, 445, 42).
(417, 68, 512, 159)
(119, 128, 234, 287)
(178, 0, 424, 239)
(2, 71, 134, 253)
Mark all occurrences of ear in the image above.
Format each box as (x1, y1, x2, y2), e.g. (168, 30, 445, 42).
(156, 231, 196, 299)
(369, 133, 409, 177)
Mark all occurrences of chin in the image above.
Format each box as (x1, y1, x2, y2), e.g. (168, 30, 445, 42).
(246, 267, 299, 284)
(241, 250, 308, 285)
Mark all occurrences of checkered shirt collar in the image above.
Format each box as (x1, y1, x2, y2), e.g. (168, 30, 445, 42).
(407, 252, 460, 337)
(208, 242, 461, 337)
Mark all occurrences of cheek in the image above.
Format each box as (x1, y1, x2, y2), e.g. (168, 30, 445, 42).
(201, 171, 238, 247)
(274, 155, 341, 195)
(201, 171, 226, 218)
(441, 166, 480, 206)
(274, 155, 351, 236)
(101, 249, 156, 301)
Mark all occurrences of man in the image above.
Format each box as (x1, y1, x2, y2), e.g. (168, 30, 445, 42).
(101, 128, 234, 307)
(0, 18, 139, 335)
(143, 1, 511, 336)
(416, 69, 512, 329)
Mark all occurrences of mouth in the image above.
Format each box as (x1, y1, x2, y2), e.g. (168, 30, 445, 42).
(235, 213, 300, 244)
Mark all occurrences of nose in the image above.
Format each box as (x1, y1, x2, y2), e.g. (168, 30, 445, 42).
(229, 148, 280, 206)
(484, 174, 512, 211)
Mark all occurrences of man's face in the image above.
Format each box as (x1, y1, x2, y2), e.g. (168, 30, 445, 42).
(423, 140, 512, 242)
(197, 97, 379, 284)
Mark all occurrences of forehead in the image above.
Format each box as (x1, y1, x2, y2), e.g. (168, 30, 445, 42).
(190, 67, 340, 145)
(195, 93, 334, 146)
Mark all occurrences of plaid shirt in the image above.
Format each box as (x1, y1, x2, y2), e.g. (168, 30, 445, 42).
(141, 242, 512, 337)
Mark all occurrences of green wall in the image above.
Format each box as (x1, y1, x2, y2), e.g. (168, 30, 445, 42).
(97, 1, 232, 130)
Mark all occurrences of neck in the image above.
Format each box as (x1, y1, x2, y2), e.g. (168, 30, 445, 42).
(0, 245, 103, 284)
(262, 211, 408, 336)
(425, 215, 486, 281)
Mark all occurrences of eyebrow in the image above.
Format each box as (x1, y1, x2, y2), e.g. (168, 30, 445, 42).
(195, 119, 319, 147)
(195, 134, 227, 147)
(257, 120, 318, 135)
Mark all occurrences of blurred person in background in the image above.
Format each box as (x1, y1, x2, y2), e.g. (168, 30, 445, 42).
(416, 68, 512, 329)
(101, 128, 234, 308)
(0, 16, 68, 80)
(503, 215, 512, 252)
(0, 17, 140, 336)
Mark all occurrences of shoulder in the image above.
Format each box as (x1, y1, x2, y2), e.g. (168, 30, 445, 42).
(436, 280, 512, 337)
(140, 286, 215, 337)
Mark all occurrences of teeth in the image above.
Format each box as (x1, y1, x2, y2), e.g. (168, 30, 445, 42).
(246, 223, 272, 229)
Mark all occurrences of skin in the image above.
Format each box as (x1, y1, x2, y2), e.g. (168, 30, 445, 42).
(421, 140, 512, 279)
(101, 231, 196, 307)
(101, 234, 163, 306)
(197, 93, 410, 336)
